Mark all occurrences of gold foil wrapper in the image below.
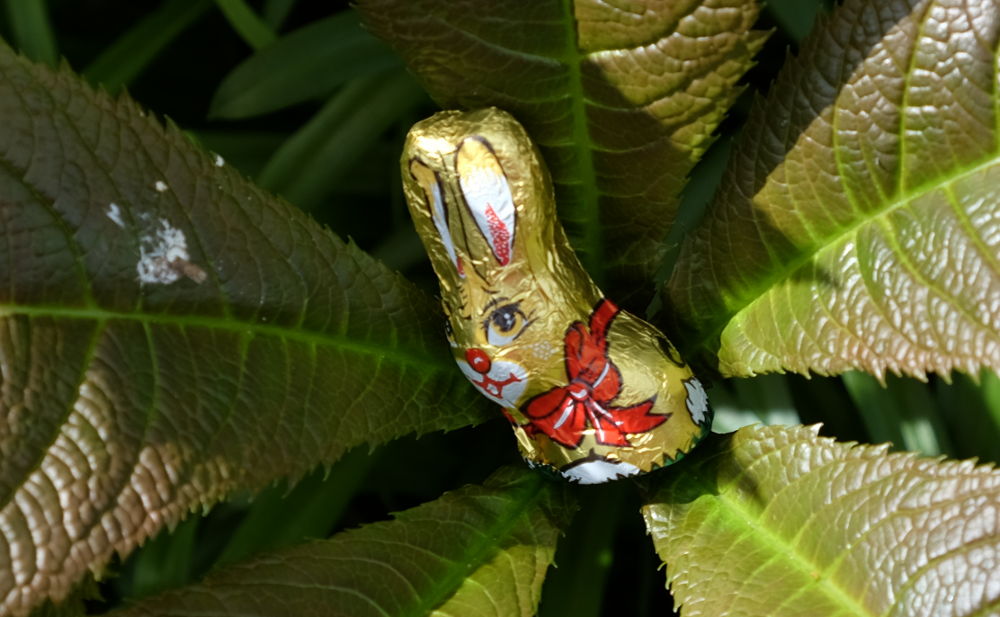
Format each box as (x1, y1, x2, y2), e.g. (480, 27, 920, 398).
(402, 108, 711, 484)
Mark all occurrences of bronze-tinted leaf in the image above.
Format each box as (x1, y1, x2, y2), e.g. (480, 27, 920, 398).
(110, 468, 575, 617)
(668, 0, 1000, 378)
(359, 0, 766, 306)
(643, 424, 1000, 616)
(0, 42, 489, 616)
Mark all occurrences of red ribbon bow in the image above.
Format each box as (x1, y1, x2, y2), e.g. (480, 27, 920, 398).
(522, 299, 667, 448)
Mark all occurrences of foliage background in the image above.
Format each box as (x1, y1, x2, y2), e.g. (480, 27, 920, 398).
(1, 0, 997, 615)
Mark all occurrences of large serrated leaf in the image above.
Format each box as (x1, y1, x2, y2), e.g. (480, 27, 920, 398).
(642, 425, 1000, 617)
(358, 0, 766, 307)
(0, 41, 490, 617)
(667, 0, 1000, 378)
(108, 468, 575, 617)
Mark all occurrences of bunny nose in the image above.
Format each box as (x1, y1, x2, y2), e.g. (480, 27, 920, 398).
(465, 348, 492, 374)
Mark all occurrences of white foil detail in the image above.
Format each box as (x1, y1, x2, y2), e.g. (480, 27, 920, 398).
(684, 378, 709, 425)
(429, 181, 462, 276)
(561, 459, 642, 484)
(456, 357, 528, 407)
(458, 161, 515, 265)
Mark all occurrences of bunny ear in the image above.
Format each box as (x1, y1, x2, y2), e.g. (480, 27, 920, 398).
(456, 137, 516, 266)
(409, 159, 465, 277)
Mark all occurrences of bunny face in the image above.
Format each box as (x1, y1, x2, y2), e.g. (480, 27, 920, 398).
(404, 110, 598, 403)
(402, 108, 711, 483)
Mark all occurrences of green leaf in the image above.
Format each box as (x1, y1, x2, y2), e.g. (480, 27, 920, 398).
(0, 41, 490, 617)
(537, 482, 624, 617)
(842, 372, 953, 456)
(2, 0, 57, 66)
(213, 0, 276, 51)
(642, 424, 1000, 617)
(122, 516, 200, 598)
(83, 0, 213, 93)
(257, 67, 426, 211)
(213, 447, 377, 566)
(209, 10, 402, 119)
(358, 0, 766, 307)
(667, 0, 1000, 378)
(109, 468, 575, 617)
(936, 370, 1000, 464)
(262, 0, 297, 29)
(710, 374, 802, 433)
(766, 0, 824, 42)
(188, 129, 287, 178)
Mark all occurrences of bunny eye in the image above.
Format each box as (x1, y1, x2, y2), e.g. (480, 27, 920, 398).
(484, 301, 529, 346)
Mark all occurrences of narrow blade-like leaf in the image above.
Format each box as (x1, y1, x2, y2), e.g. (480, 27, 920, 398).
(82, 0, 213, 93)
(110, 468, 575, 617)
(257, 67, 425, 211)
(359, 0, 766, 306)
(2, 0, 57, 66)
(0, 42, 489, 616)
(262, 0, 296, 29)
(642, 425, 1000, 617)
(766, 0, 824, 42)
(213, 0, 276, 50)
(668, 0, 1000, 378)
(209, 10, 401, 119)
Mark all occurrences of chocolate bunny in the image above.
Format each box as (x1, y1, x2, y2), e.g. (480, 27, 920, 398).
(403, 108, 711, 483)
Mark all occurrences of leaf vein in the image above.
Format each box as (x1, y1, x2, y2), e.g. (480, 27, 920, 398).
(0, 318, 102, 513)
(0, 304, 452, 372)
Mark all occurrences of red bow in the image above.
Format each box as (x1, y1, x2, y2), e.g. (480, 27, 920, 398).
(521, 299, 667, 448)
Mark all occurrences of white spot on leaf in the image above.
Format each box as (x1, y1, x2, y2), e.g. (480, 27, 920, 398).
(136, 219, 206, 285)
(154, 181, 169, 192)
(106, 203, 124, 228)
(213, 154, 225, 167)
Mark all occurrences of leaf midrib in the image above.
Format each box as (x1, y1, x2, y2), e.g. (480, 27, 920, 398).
(678, 453, 873, 617)
(692, 151, 1000, 354)
(1, 303, 454, 371)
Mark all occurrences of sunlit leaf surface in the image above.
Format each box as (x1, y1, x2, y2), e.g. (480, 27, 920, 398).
(643, 424, 1000, 617)
(110, 468, 574, 617)
(359, 0, 765, 306)
(668, 0, 1000, 378)
(0, 42, 489, 616)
